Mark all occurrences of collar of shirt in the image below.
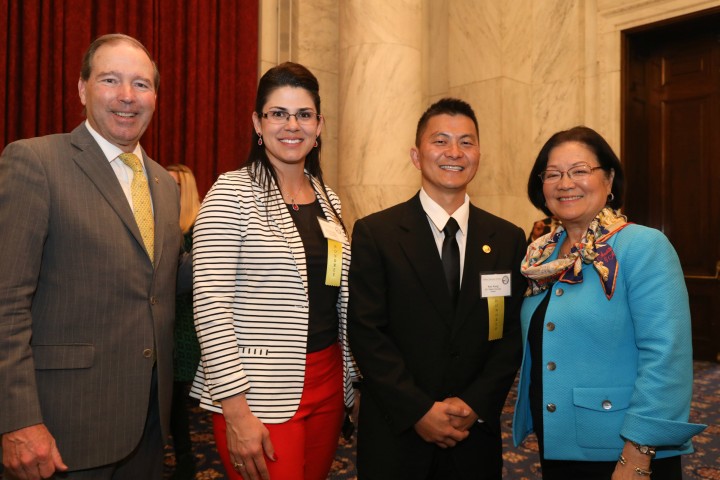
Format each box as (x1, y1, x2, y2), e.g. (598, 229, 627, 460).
(418, 188, 470, 235)
(418, 188, 470, 286)
(84, 120, 145, 169)
(85, 120, 150, 210)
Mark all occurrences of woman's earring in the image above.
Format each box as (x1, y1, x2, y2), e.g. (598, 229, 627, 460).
(257, 135, 263, 146)
(607, 192, 615, 202)
(314, 138, 319, 148)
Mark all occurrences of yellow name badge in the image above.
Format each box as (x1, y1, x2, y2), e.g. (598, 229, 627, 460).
(480, 272, 511, 341)
(317, 217, 346, 287)
(487, 297, 504, 341)
(325, 239, 342, 287)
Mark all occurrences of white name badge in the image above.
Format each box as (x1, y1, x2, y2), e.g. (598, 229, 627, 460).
(318, 217, 346, 243)
(480, 272, 512, 298)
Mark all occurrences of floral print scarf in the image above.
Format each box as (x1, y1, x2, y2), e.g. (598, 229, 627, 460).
(521, 207, 629, 299)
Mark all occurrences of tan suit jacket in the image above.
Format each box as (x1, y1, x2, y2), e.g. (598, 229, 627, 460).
(0, 123, 190, 469)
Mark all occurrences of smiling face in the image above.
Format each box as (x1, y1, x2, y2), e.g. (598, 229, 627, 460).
(78, 41, 157, 152)
(251, 86, 323, 172)
(410, 113, 480, 211)
(543, 141, 614, 232)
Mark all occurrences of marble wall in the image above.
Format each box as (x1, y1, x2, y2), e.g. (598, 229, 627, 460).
(258, 0, 340, 191)
(258, 0, 720, 234)
(338, 0, 424, 223)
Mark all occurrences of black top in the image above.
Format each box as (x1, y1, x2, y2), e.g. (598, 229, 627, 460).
(287, 199, 340, 352)
(529, 290, 551, 454)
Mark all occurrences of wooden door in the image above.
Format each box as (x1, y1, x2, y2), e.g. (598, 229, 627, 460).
(623, 11, 720, 362)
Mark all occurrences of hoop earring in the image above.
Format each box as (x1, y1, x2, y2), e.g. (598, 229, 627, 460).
(314, 138, 319, 148)
(607, 192, 615, 202)
(257, 135, 263, 146)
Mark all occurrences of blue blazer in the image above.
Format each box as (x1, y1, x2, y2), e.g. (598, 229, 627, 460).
(512, 224, 705, 461)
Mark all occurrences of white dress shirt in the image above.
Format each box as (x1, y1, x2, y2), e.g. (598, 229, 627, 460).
(418, 188, 470, 287)
(85, 120, 149, 211)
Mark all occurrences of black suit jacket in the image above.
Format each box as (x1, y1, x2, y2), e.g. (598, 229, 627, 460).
(348, 194, 526, 479)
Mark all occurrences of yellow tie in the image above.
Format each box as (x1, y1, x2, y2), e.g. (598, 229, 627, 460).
(119, 153, 154, 263)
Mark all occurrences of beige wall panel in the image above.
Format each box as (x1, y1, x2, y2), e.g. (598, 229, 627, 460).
(448, 0, 502, 87)
(258, 0, 720, 232)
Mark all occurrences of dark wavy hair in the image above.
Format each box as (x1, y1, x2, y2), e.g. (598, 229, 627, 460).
(243, 62, 344, 230)
(415, 98, 479, 146)
(527, 126, 625, 217)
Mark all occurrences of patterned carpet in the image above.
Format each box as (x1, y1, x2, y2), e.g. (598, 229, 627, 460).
(164, 361, 719, 479)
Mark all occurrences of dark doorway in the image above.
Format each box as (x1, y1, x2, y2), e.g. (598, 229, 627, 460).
(623, 9, 720, 362)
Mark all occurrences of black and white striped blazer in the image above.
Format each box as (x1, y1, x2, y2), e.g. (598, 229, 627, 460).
(190, 165, 358, 422)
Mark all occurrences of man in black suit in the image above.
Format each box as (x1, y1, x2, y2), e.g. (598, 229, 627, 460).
(349, 98, 526, 480)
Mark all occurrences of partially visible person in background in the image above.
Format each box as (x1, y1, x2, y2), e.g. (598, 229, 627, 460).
(528, 218, 552, 244)
(166, 164, 201, 480)
(190, 62, 358, 480)
(513, 125, 706, 480)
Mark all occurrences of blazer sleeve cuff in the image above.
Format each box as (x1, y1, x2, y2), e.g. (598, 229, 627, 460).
(206, 374, 250, 404)
(620, 413, 706, 447)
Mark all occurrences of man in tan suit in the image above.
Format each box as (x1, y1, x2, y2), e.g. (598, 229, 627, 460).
(0, 34, 190, 479)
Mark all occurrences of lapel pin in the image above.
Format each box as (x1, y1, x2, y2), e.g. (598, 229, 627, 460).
(482, 245, 491, 253)
(154, 177, 159, 184)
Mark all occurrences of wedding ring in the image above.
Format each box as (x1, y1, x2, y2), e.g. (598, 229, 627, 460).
(233, 461, 244, 469)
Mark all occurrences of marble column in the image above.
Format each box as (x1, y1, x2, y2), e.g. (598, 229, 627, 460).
(257, 0, 341, 189)
(444, 0, 540, 232)
(292, 0, 340, 190)
(337, 0, 423, 230)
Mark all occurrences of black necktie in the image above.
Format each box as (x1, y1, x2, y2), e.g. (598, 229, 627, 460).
(442, 218, 460, 304)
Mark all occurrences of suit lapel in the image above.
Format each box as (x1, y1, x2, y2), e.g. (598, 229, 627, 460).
(454, 206, 496, 331)
(69, 125, 150, 262)
(397, 195, 455, 321)
(145, 156, 166, 268)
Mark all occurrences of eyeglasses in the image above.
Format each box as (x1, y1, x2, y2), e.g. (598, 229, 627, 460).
(539, 164, 604, 184)
(262, 110, 321, 125)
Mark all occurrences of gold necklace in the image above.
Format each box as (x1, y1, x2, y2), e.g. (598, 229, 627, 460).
(283, 182, 304, 211)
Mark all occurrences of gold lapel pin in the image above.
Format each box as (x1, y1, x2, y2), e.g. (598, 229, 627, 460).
(482, 245, 491, 254)
(154, 177, 159, 184)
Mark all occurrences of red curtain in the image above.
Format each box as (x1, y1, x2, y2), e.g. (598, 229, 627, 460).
(0, 0, 258, 196)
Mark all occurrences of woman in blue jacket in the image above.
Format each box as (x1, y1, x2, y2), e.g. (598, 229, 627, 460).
(513, 126, 705, 479)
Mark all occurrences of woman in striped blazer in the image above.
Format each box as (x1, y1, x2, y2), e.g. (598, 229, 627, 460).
(190, 62, 359, 480)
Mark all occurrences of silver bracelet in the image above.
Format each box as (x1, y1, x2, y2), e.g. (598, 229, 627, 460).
(618, 454, 652, 476)
(630, 440, 657, 457)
